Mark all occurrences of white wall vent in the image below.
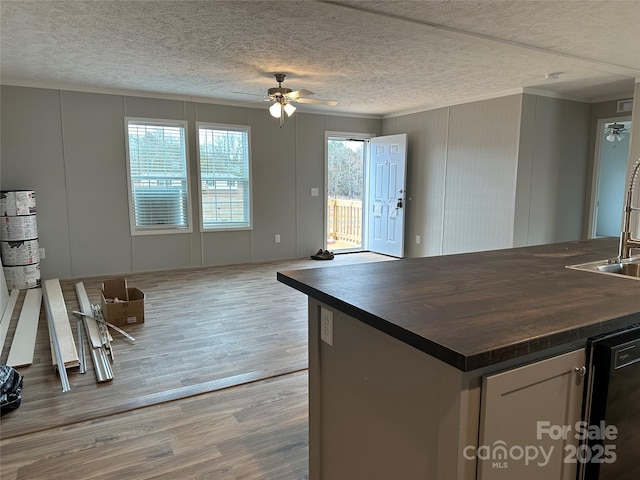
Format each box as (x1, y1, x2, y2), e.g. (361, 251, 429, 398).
(617, 99, 633, 113)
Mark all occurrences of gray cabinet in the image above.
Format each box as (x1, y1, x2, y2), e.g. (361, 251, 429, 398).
(477, 349, 586, 480)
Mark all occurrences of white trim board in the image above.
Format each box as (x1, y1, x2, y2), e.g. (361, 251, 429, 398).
(43, 279, 79, 368)
(0, 290, 19, 357)
(6, 288, 43, 367)
(1, 257, 10, 319)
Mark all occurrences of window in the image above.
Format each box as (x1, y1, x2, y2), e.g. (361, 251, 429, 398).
(197, 123, 252, 230)
(125, 118, 191, 235)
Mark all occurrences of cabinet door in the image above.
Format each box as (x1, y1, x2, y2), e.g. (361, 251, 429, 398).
(477, 349, 585, 480)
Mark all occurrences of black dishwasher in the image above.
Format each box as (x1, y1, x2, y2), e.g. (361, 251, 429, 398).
(582, 325, 640, 480)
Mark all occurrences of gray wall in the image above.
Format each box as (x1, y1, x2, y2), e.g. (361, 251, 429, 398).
(381, 108, 449, 257)
(0, 85, 380, 279)
(0, 85, 612, 279)
(442, 95, 522, 254)
(384, 93, 592, 257)
(515, 94, 591, 246)
(383, 95, 524, 256)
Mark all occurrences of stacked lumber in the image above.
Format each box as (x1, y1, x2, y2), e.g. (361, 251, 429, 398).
(2, 271, 125, 391)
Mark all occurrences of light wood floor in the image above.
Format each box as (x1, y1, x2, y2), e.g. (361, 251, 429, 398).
(0, 252, 393, 479)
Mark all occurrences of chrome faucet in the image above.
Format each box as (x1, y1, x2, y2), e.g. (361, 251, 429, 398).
(618, 159, 640, 261)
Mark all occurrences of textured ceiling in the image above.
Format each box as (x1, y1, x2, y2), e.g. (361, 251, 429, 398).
(1, 0, 639, 116)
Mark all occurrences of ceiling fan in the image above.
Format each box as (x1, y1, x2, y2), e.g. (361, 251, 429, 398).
(606, 122, 626, 142)
(266, 73, 337, 127)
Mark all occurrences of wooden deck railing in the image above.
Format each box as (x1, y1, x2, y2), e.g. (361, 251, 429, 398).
(328, 198, 362, 245)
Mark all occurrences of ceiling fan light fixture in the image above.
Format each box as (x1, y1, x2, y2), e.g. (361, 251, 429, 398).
(283, 102, 296, 117)
(269, 101, 282, 118)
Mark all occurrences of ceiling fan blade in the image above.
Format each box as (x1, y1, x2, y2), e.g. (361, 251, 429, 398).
(231, 91, 265, 97)
(286, 89, 315, 100)
(232, 91, 275, 102)
(294, 97, 338, 106)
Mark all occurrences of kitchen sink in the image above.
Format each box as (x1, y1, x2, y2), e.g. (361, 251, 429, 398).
(567, 257, 640, 280)
(570, 160, 640, 281)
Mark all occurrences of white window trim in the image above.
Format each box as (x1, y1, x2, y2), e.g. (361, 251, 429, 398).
(124, 117, 193, 236)
(196, 122, 253, 232)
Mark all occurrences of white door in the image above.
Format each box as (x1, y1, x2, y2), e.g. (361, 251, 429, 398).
(367, 134, 407, 257)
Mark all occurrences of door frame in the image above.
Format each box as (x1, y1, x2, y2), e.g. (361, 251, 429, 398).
(587, 116, 632, 238)
(324, 131, 376, 251)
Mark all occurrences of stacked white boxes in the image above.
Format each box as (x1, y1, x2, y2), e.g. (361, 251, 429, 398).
(1, 191, 41, 289)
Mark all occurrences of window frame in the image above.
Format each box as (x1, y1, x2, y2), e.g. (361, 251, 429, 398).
(196, 122, 253, 232)
(124, 117, 192, 236)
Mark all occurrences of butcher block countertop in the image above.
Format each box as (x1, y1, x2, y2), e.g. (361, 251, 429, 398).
(277, 238, 640, 372)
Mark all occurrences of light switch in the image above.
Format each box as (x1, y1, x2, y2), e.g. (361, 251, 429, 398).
(311, 187, 319, 197)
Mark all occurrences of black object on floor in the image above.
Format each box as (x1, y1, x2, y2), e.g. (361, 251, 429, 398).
(311, 249, 334, 260)
(1, 365, 23, 416)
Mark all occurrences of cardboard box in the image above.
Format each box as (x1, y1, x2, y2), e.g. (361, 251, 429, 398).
(101, 278, 145, 327)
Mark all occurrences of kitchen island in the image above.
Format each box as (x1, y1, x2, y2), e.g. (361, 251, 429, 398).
(277, 238, 640, 480)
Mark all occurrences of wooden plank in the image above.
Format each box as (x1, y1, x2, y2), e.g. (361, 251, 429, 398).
(0, 289, 19, 357)
(0, 257, 10, 318)
(6, 288, 43, 367)
(43, 282, 71, 392)
(43, 279, 79, 368)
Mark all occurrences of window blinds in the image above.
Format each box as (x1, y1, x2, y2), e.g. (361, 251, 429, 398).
(127, 121, 189, 230)
(198, 125, 251, 229)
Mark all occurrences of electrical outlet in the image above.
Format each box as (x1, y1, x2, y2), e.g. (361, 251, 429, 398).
(416, 235, 421, 244)
(320, 307, 333, 346)
(275, 234, 281, 243)
(39, 247, 46, 259)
